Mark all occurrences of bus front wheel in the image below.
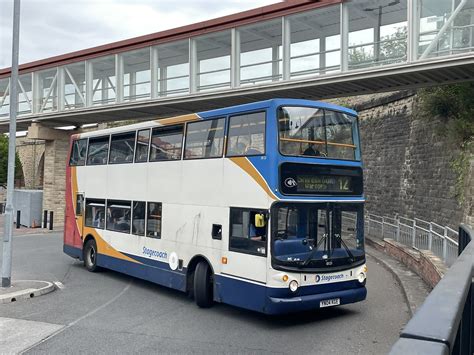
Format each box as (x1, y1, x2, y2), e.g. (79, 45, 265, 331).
(83, 239, 99, 272)
(194, 261, 213, 308)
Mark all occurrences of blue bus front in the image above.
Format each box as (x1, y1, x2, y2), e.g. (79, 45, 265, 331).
(264, 100, 366, 314)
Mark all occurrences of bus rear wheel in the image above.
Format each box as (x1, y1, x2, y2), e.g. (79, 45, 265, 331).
(194, 261, 213, 308)
(83, 239, 99, 272)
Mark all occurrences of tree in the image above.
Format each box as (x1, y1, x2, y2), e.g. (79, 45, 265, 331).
(349, 27, 408, 68)
(0, 134, 23, 188)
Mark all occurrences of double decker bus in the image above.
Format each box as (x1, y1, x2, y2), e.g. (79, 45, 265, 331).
(64, 99, 366, 314)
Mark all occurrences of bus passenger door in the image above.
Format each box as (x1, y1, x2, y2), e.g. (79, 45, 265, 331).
(218, 208, 268, 308)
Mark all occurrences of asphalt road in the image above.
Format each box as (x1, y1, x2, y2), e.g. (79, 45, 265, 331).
(0, 232, 410, 354)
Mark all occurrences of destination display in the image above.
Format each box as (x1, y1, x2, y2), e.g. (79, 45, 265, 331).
(295, 175, 352, 193)
(280, 163, 363, 196)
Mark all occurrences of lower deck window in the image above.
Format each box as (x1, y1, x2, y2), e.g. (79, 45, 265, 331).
(132, 201, 146, 236)
(106, 200, 131, 233)
(229, 208, 267, 256)
(85, 199, 105, 229)
(146, 202, 162, 238)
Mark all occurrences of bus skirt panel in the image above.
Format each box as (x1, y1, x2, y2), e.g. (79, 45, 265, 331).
(214, 274, 367, 315)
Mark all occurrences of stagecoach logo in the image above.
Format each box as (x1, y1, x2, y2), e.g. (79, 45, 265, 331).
(284, 177, 297, 188)
(316, 273, 345, 283)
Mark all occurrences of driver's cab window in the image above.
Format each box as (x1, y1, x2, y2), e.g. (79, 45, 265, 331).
(229, 208, 267, 256)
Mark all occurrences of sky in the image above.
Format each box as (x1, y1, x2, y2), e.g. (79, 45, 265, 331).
(0, 0, 280, 69)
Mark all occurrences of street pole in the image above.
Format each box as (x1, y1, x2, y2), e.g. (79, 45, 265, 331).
(2, 0, 21, 288)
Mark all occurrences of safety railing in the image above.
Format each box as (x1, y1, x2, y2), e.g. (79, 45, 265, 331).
(389, 224, 473, 355)
(365, 213, 459, 267)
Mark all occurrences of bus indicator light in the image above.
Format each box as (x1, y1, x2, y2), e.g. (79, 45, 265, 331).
(282, 275, 289, 282)
(221, 257, 228, 264)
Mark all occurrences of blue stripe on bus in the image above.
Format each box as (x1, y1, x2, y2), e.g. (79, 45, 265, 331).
(64, 244, 82, 259)
(98, 253, 187, 292)
(121, 252, 176, 271)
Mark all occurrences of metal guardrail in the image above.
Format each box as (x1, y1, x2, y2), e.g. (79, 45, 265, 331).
(365, 213, 459, 266)
(390, 224, 473, 355)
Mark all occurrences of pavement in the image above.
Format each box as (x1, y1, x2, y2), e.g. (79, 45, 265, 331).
(364, 239, 431, 316)
(0, 214, 60, 305)
(0, 214, 62, 237)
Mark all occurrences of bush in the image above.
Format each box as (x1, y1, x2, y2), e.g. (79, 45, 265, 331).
(0, 134, 23, 187)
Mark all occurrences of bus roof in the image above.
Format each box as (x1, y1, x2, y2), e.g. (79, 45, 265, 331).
(198, 99, 357, 118)
(74, 98, 357, 139)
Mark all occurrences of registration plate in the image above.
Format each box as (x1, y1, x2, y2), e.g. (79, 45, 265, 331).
(320, 298, 340, 308)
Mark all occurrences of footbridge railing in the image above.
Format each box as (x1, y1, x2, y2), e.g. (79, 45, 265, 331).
(390, 224, 473, 355)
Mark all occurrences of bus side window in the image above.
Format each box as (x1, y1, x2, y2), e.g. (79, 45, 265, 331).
(109, 132, 136, 164)
(229, 208, 267, 256)
(184, 118, 225, 159)
(146, 202, 162, 238)
(85, 199, 105, 229)
(87, 136, 110, 165)
(226, 112, 265, 157)
(70, 139, 87, 166)
(149, 125, 183, 161)
(135, 129, 150, 163)
(76, 194, 84, 216)
(106, 200, 131, 233)
(132, 201, 146, 236)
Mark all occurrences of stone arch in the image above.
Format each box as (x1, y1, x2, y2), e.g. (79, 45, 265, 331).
(35, 152, 44, 189)
(14, 164, 25, 188)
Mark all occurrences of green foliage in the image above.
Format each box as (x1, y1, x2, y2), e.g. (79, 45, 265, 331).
(0, 134, 23, 187)
(418, 83, 474, 144)
(417, 83, 474, 204)
(349, 28, 407, 68)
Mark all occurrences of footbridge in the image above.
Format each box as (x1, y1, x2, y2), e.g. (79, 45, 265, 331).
(1, 0, 474, 131)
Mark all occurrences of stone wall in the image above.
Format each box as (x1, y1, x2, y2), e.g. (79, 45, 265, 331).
(42, 138, 69, 226)
(16, 137, 45, 189)
(344, 91, 472, 229)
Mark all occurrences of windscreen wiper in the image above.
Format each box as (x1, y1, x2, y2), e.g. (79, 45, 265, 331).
(334, 233, 354, 262)
(299, 233, 328, 267)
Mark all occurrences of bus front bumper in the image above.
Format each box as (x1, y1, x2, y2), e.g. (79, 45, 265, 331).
(265, 286, 367, 315)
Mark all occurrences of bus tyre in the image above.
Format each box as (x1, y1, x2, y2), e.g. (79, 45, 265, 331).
(194, 261, 213, 308)
(84, 239, 99, 272)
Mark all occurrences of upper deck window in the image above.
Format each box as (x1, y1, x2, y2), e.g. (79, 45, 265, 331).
(149, 125, 183, 161)
(278, 107, 358, 161)
(184, 118, 225, 159)
(109, 132, 136, 164)
(226, 112, 265, 157)
(135, 129, 150, 163)
(87, 136, 110, 165)
(70, 139, 87, 166)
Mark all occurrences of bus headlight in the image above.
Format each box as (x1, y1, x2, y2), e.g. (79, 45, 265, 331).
(289, 280, 299, 292)
(358, 272, 366, 283)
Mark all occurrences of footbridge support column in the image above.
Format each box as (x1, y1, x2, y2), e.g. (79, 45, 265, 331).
(27, 123, 74, 227)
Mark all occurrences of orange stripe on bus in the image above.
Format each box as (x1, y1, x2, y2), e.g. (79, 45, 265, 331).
(156, 113, 200, 126)
(229, 157, 277, 200)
